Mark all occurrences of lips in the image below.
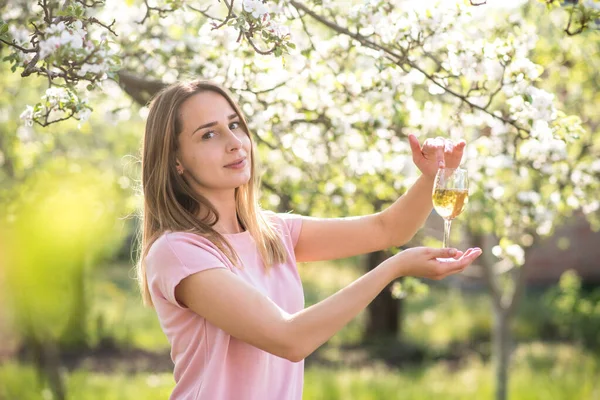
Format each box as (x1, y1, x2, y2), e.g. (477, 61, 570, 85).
(224, 157, 247, 168)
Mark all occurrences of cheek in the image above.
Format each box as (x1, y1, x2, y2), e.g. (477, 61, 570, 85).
(242, 134, 252, 153)
(181, 146, 212, 172)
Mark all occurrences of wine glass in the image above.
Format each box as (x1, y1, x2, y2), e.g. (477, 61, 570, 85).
(432, 168, 469, 252)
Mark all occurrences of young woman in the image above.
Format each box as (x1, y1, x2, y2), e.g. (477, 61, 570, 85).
(138, 80, 482, 400)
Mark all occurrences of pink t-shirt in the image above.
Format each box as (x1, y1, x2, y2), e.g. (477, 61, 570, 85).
(145, 212, 305, 400)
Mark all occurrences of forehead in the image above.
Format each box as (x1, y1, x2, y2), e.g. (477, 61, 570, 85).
(179, 91, 236, 127)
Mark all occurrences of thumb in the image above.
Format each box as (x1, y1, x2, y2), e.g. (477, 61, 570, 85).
(429, 248, 457, 259)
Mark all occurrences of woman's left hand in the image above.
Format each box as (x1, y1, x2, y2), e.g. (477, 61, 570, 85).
(408, 134, 466, 179)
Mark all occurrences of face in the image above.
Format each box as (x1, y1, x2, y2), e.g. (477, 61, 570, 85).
(175, 91, 252, 200)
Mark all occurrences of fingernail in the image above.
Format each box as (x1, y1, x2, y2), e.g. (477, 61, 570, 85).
(448, 249, 456, 256)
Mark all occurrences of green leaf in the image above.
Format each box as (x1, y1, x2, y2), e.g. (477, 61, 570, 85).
(287, 42, 296, 49)
(0, 23, 8, 35)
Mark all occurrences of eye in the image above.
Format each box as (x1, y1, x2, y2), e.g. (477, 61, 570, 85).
(202, 131, 216, 140)
(229, 121, 240, 130)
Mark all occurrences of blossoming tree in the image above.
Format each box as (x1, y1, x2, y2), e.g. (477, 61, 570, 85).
(1, 1, 599, 400)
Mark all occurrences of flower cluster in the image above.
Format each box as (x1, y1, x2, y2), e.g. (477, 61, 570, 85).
(242, 0, 269, 19)
(20, 87, 92, 127)
(39, 21, 89, 60)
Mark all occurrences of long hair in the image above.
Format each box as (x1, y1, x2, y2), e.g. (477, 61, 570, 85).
(137, 80, 288, 306)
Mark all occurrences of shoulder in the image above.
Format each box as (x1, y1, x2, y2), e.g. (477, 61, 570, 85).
(145, 231, 229, 306)
(261, 210, 304, 247)
(148, 231, 216, 255)
(146, 231, 226, 270)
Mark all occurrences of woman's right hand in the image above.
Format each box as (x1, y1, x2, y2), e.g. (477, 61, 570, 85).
(390, 246, 482, 280)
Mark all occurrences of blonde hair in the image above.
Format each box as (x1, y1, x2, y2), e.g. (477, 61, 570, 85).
(137, 80, 288, 306)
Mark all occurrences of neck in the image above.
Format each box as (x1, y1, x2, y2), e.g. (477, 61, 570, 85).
(199, 190, 244, 235)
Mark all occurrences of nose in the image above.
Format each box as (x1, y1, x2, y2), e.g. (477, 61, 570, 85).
(226, 129, 243, 152)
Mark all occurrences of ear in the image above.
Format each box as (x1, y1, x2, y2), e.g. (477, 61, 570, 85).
(175, 158, 184, 175)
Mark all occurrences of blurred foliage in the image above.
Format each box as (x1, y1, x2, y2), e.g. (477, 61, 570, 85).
(544, 270, 600, 354)
(0, 1, 599, 399)
(0, 158, 124, 344)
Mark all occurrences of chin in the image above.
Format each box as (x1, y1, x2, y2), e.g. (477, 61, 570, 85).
(234, 173, 252, 187)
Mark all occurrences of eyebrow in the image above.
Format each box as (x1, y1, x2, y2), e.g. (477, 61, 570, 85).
(192, 113, 239, 135)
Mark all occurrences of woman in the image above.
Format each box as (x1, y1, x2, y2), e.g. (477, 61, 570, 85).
(138, 80, 482, 400)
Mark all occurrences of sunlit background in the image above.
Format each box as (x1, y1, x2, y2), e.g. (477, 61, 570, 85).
(1, 0, 599, 399)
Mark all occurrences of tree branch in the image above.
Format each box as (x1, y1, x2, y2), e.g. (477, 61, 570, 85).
(115, 70, 167, 106)
(212, 0, 236, 30)
(289, 1, 528, 136)
(0, 38, 37, 53)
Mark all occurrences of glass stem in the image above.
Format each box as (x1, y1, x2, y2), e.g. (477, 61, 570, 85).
(443, 219, 452, 248)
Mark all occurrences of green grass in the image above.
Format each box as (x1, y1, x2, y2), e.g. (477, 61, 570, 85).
(1, 343, 598, 400)
(304, 343, 600, 400)
(3, 258, 597, 400)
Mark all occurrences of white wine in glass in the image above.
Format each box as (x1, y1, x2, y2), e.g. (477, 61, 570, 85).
(432, 168, 469, 249)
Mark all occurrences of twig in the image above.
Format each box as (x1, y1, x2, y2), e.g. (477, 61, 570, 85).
(188, 4, 222, 21)
(139, 0, 172, 24)
(36, 109, 76, 127)
(87, 17, 118, 36)
(212, 0, 236, 30)
(243, 32, 277, 55)
(0, 38, 37, 53)
(74, 0, 104, 6)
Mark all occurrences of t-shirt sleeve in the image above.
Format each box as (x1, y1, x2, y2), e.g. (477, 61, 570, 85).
(273, 212, 304, 248)
(145, 232, 228, 307)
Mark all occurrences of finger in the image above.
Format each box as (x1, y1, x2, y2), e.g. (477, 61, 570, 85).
(444, 139, 454, 155)
(429, 247, 457, 259)
(456, 248, 482, 267)
(436, 142, 445, 169)
(444, 248, 481, 272)
(450, 140, 466, 166)
(408, 134, 422, 157)
(459, 248, 475, 259)
(453, 250, 464, 260)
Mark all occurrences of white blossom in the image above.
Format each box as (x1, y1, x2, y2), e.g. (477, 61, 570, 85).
(43, 87, 71, 107)
(39, 20, 89, 59)
(19, 105, 34, 126)
(77, 108, 91, 122)
(530, 120, 553, 142)
(506, 244, 525, 266)
(243, 0, 269, 19)
(528, 87, 556, 122)
(517, 191, 541, 204)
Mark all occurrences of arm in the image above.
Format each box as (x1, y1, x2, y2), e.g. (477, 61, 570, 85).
(294, 135, 466, 263)
(175, 247, 481, 362)
(294, 174, 434, 262)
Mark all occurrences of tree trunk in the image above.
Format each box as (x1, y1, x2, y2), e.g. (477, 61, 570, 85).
(364, 250, 401, 340)
(28, 337, 66, 400)
(60, 264, 88, 351)
(492, 306, 511, 400)
(474, 233, 515, 400)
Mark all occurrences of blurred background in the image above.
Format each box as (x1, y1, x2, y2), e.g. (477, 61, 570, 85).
(1, 0, 599, 399)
